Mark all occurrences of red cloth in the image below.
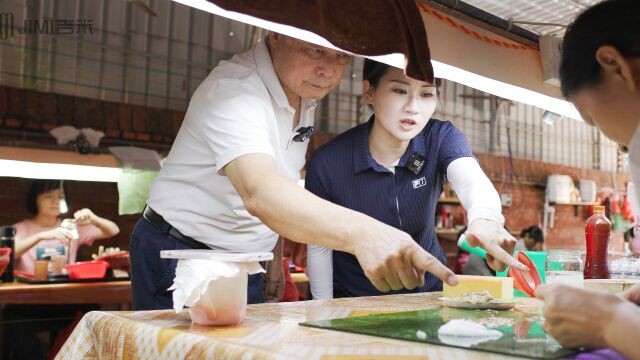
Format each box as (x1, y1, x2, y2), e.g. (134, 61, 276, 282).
(207, 0, 434, 83)
(621, 195, 634, 222)
(610, 197, 621, 214)
(281, 257, 299, 302)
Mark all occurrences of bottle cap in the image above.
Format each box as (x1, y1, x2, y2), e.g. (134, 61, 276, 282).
(593, 205, 605, 214)
(1, 226, 15, 239)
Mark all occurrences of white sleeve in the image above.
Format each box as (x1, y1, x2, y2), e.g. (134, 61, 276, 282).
(446, 157, 504, 225)
(307, 244, 333, 299)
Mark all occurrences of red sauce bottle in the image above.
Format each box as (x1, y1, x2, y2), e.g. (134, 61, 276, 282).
(584, 205, 611, 279)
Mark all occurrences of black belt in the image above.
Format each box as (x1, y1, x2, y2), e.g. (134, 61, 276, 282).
(143, 206, 209, 250)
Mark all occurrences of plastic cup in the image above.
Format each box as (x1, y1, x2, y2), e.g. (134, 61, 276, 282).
(34, 260, 49, 280)
(50, 254, 65, 274)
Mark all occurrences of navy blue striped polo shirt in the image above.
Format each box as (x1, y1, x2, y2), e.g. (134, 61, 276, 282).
(305, 115, 474, 297)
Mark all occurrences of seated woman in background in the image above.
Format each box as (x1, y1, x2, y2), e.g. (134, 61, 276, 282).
(2, 179, 120, 360)
(514, 225, 544, 252)
(14, 179, 120, 273)
(306, 59, 520, 299)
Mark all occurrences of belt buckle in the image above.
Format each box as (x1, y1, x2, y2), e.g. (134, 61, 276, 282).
(143, 206, 153, 221)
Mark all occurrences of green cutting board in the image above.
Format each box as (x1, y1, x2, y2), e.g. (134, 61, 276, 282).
(300, 307, 576, 359)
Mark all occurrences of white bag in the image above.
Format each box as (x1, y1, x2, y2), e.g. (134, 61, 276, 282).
(168, 259, 264, 325)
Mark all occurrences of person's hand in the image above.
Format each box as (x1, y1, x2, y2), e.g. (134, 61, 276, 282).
(283, 238, 307, 268)
(73, 208, 98, 226)
(38, 227, 74, 245)
(535, 283, 625, 349)
(465, 218, 527, 272)
(622, 284, 640, 305)
(353, 224, 458, 292)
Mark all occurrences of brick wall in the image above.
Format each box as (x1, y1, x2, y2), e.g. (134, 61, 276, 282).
(477, 153, 629, 251)
(0, 86, 184, 149)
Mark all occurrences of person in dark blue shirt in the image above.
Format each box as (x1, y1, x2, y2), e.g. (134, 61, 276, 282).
(306, 59, 521, 298)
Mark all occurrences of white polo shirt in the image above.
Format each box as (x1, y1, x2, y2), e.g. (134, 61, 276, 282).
(147, 39, 317, 252)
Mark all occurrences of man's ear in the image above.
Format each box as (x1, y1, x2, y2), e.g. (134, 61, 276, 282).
(595, 45, 639, 92)
(267, 32, 282, 48)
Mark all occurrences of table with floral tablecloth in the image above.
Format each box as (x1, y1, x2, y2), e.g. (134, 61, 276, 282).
(55, 292, 527, 360)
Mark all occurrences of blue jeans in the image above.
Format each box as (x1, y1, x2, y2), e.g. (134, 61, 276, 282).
(129, 217, 265, 310)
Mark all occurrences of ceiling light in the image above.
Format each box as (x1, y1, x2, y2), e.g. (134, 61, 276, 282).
(0, 159, 121, 182)
(58, 180, 69, 213)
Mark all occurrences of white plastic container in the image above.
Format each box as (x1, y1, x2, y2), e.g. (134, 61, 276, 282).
(579, 179, 597, 203)
(161, 250, 273, 326)
(547, 175, 574, 204)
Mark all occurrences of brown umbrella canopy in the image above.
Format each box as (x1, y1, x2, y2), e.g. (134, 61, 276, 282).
(208, 0, 434, 83)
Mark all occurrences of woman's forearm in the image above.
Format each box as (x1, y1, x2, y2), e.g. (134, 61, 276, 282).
(14, 233, 42, 259)
(92, 216, 120, 239)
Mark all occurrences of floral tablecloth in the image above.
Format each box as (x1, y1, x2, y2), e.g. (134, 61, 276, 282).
(56, 292, 526, 360)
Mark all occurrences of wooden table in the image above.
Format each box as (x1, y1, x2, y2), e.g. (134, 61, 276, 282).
(0, 280, 131, 305)
(584, 278, 640, 293)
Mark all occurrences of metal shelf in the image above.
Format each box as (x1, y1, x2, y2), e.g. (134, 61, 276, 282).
(548, 202, 598, 206)
(435, 228, 460, 241)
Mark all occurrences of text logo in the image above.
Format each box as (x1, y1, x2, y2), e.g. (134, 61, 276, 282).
(412, 177, 427, 189)
(0, 12, 94, 40)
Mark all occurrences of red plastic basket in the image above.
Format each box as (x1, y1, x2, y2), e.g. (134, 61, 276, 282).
(97, 251, 130, 271)
(65, 260, 109, 280)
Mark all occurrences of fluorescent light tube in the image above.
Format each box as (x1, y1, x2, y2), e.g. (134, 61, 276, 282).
(0, 160, 121, 182)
